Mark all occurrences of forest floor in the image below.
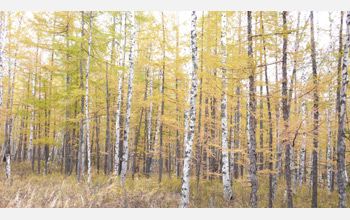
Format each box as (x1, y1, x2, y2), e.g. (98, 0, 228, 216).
(0, 162, 349, 208)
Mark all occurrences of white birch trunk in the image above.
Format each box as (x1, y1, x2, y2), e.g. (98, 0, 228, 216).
(179, 11, 198, 208)
(220, 12, 232, 200)
(85, 12, 94, 184)
(5, 151, 10, 179)
(28, 72, 36, 160)
(120, 11, 136, 186)
(299, 68, 307, 186)
(326, 89, 333, 194)
(114, 11, 126, 179)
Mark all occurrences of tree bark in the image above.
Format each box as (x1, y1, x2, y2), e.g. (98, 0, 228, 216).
(104, 62, 111, 175)
(179, 11, 198, 208)
(146, 47, 153, 176)
(120, 11, 136, 186)
(260, 11, 274, 208)
(114, 11, 126, 180)
(159, 12, 166, 184)
(247, 11, 258, 208)
(220, 12, 232, 201)
(337, 11, 350, 208)
(310, 11, 319, 208)
(281, 11, 293, 208)
(77, 11, 85, 182)
(85, 11, 94, 184)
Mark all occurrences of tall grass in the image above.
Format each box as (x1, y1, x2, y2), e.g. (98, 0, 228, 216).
(0, 162, 348, 208)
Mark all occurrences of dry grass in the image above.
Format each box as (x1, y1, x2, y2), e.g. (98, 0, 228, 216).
(0, 162, 349, 208)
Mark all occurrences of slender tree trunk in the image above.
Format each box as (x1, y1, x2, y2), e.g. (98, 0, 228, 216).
(132, 70, 148, 180)
(289, 12, 301, 194)
(195, 11, 204, 187)
(337, 11, 350, 208)
(179, 11, 198, 208)
(271, 14, 282, 203)
(332, 11, 344, 192)
(158, 12, 166, 184)
(77, 11, 85, 182)
(28, 73, 36, 161)
(104, 62, 111, 175)
(120, 11, 136, 186)
(64, 18, 71, 176)
(310, 11, 319, 208)
(281, 11, 293, 208)
(220, 12, 232, 201)
(114, 12, 126, 179)
(327, 87, 333, 194)
(146, 49, 153, 176)
(260, 11, 274, 208)
(234, 12, 242, 180)
(247, 11, 258, 208)
(85, 11, 94, 184)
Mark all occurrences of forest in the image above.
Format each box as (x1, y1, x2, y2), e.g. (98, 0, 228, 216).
(0, 10, 350, 208)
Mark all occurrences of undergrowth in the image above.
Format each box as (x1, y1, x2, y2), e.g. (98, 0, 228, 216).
(0, 162, 348, 208)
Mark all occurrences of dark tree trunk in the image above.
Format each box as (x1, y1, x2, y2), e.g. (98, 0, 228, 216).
(105, 62, 111, 175)
(247, 11, 258, 208)
(310, 11, 319, 208)
(281, 11, 293, 208)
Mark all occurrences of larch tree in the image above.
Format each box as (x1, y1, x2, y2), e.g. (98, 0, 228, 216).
(310, 11, 319, 208)
(337, 11, 350, 209)
(247, 11, 258, 208)
(259, 11, 274, 208)
(281, 11, 293, 208)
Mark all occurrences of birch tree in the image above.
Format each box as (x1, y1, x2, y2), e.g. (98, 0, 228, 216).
(77, 11, 85, 182)
(179, 11, 198, 208)
(120, 11, 136, 186)
(85, 11, 94, 184)
(220, 12, 232, 201)
(114, 11, 126, 179)
(299, 52, 307, 186)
